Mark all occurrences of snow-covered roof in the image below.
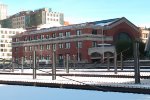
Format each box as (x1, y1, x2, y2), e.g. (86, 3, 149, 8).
(90, 18, 120, 26)
(37, 22, 62, 30)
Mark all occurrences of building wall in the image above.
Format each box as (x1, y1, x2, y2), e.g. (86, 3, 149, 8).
(106, 22, 140, 43)
(140, 27, 150, 43)
(0, 28, 25, 60)
(12, 18, 140, 63)
(0, 4, 7, 20)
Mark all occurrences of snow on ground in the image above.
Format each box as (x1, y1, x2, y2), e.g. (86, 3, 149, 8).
(0, 69, 150, 89)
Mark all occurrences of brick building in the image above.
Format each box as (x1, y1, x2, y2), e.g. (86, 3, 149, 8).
(12, 17, 140, 64)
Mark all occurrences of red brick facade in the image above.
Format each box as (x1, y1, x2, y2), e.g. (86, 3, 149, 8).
(12, 17, 140, 64)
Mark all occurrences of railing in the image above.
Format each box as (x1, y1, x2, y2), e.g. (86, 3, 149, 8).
(88, 46, 115, 55)
(12, 34, 113, 47)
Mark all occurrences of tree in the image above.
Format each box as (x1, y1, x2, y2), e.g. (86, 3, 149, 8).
(139, 41, 146, 58)
(115, 40, 133, 60)
(115, 40, 146, 60)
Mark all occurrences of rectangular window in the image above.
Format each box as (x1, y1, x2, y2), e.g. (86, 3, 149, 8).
(34, 36, 37, 40)
(2, 35, 5, 38)
(4, 49, 7, 52)
(77, 41, 82, 48)
(58, 54, 63, 60)
(29, 46, 32, 51)
(46, 44, 51, 50)
(1, 44, 5, 47)
(1, 49, 3, 52)
(65, 32, 70, 37)
(92, 29, 97, 35)
(40, 45, 44, 50)
(24, 47, 27, 51)
(41, 35, 45, 39)
(52, 44, 56, 51)
(92, 41, 97, 47)
(76, 30, 82, 36)
(59, 43, 63, 49)
(58, 54, 64, 64)
(46, 55, 51, 60)
(52, 33, 56, 38)
(59, 33, 63, 37)
(65, 42, 70, 49)
(46, 35, 50, 39)
(34, 45, 38, 50)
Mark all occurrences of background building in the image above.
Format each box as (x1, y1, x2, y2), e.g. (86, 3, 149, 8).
(12, 17, 140, 64)
(0, 28, 25, 60)
(0, 4, 7, 20)
(0, 8, 64, 29)
(140, 27, 150, 43)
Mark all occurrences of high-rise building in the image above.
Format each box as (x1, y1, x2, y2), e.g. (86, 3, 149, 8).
(0, 4, 7, 20)
(0, 8, 64, 29)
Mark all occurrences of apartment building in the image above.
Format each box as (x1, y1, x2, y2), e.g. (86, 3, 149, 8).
(0, 28, 25, 60)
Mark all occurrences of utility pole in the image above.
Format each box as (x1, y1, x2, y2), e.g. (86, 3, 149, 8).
(73, 55, 76, 70)
(102, 27, 104, 63)
(63, 55, 66, 69)
(66, 54, 69, 73)
(52, 50, 56, 80)
(120, 52, 123, 70)
(33, 51, 36, 79)
(107, 53, 110, 71)
(3, 59, 5, 71)
(12, 58, 14, 72)
(21, 57, 24, 73)
(114, 52, 117, 74)
(134, 40, 140, 84)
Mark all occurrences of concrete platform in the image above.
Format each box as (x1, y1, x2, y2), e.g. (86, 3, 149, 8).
(0, 69, 150, 94)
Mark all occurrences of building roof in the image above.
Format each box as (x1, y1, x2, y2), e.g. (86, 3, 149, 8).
(37, 22, 62, 30)
(12, 17, 139, 37)
(89, 18, 120, 26)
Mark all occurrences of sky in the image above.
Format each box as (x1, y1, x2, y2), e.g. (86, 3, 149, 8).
(0, 0, 150, 27)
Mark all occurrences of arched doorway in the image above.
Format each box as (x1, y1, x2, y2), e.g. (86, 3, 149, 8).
(91, 52, 101, 63)
(115, 32, 133, 59)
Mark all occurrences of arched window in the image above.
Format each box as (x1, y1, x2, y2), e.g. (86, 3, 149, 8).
(91, 52, 101, 57)
(116, 32, 132, 42)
